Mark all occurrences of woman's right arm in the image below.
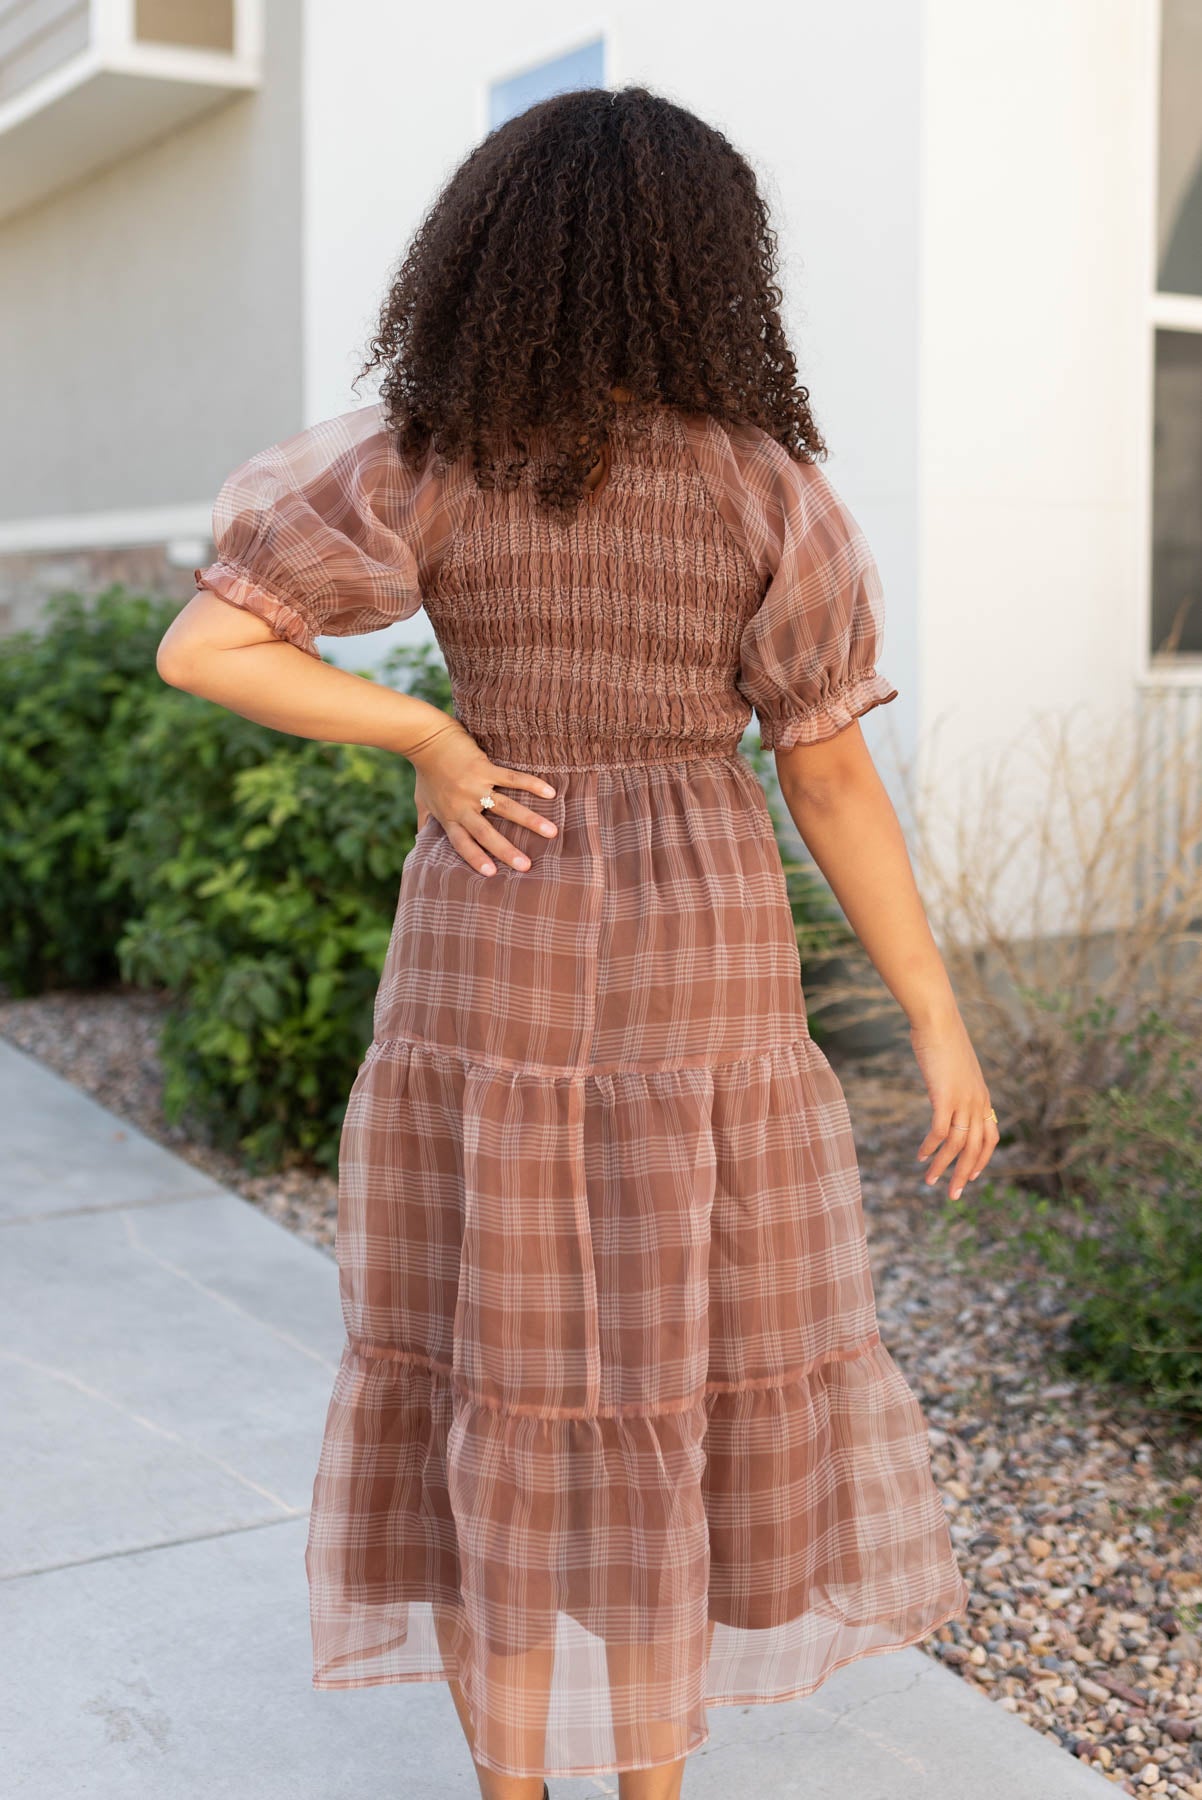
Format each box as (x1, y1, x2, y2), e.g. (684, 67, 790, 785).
(772, 721, 999, 1203)
(156, 590, 559, 876)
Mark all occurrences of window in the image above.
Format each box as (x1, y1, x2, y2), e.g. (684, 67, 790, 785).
(1150, 0, 1202, 661)
(135, 1, 236, 53)
(488, 38, 605, 131)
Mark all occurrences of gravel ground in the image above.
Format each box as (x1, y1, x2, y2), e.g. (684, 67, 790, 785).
(3, 985, 1200, 1796)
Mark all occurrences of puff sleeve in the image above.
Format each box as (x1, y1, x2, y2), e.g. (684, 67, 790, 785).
(193, 402, 449, 661)
(730, 427, 899, 749)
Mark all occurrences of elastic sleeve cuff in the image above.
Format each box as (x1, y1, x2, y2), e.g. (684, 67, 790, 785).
(756, 669, 899, 750)
(193, 561, 322, 661)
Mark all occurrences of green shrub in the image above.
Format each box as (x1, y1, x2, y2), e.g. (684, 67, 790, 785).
(1048, 1016, 1202, 1416)
(3, 585, 842, 1170)
(943, 1012, 1202, 1419)
(0, 587, 176, 994)
(113, 642, 450, 1171)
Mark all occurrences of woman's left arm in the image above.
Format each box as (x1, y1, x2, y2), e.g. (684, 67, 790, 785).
(773, 720, 999, 1201)
(156, 588, 454, 756)
(155, 591, 561, 873)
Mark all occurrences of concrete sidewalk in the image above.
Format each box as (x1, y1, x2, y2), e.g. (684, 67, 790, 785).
(0, 1037, 1113, 1798)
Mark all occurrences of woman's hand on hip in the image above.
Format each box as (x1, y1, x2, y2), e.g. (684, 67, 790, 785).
(409, 723, 559, 875)
(908, 1012, 1000, 1200)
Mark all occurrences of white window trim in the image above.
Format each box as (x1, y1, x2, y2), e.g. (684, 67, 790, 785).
(0, 505, 214, 556)
(1138, 0, 1202, 688)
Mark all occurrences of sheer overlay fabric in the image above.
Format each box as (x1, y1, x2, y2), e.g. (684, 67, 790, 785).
(194, 401, 968, 1779)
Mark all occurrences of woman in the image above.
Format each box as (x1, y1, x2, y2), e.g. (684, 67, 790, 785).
(157, 83, 993, 1800)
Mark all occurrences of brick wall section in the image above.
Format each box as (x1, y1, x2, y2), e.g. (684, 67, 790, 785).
(0, 546, 206, 636)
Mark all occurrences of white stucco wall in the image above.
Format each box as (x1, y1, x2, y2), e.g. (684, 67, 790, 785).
(3, 0, 1165, 894)
(300, 0, 923, 779)
(917, 0, 1154, 816)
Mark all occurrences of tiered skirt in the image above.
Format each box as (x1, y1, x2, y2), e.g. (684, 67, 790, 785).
(304, 750, 971, 1778)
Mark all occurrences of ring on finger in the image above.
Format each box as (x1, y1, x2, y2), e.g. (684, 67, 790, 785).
(480, 789, 496, 813)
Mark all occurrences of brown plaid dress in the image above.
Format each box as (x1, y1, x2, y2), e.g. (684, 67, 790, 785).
(194, 399, 970, 1780)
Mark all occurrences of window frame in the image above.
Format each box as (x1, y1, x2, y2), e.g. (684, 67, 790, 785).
(480, 29, 609, 136)
(1140, 0, 1202, 686)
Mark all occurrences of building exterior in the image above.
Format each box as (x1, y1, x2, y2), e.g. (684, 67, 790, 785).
(0, 0, 297, 627)
(1, 1, 1199, 867)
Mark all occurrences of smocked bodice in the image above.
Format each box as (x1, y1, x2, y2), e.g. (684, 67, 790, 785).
(193, 395, 897, 766)
(423, 407, 764, 766)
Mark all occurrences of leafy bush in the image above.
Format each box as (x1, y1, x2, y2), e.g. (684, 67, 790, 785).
(1034, 1016, 1202, 1416)
(2, 584, 843, 1169)
(0, 582, 449, 1168)
(0, 587, 177, 994)
(942, 1012, 1202, 1418)
(113, 643, 451, 1170)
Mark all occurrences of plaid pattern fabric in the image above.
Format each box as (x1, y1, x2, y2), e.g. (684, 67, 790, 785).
(195, 402, 968, 1780)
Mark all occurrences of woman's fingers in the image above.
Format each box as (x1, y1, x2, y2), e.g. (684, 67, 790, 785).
(485, 769, 561, 841)
(921, 1118, 966, 1190)
(464, 811, 536, 871)
(490, 766, 558, 802)
(481, 792, 560, 842)
(968, 1117, 1001, 1182)
(916, 1108, 953, 1164)
(448, 767, 561, 871)
(415, 757, 561, 874)
(949, 1120, 985, 1199)
(921, 1098, 994, 1198)
(909, 1019, 999, 1200)
(441, 788, 560, 875)
(442, 819, 500, 877)
(439, 811, 530, 874)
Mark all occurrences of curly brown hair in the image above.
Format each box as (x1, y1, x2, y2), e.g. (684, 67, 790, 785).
(354, 83, 829, 514)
